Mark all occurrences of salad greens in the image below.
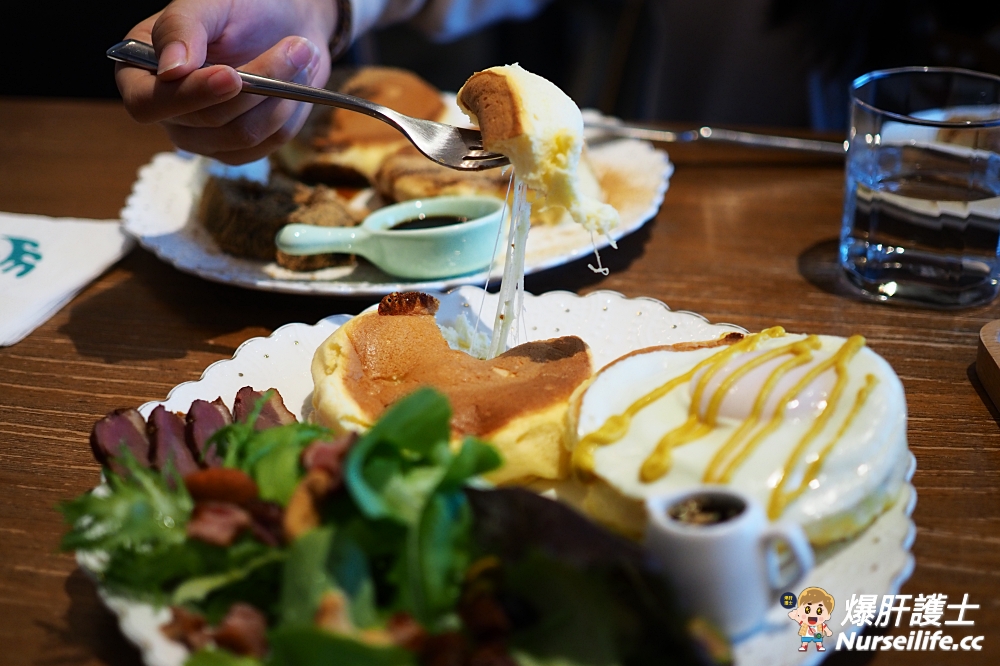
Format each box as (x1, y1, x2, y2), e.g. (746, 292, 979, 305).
(62, 388, 722, 666)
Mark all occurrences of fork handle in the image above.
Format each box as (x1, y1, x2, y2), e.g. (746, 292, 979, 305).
(585, 120, 845, 155)
(106, 39, 404, 130)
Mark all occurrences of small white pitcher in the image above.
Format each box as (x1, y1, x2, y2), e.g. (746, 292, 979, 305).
(645, 487, 814, 640)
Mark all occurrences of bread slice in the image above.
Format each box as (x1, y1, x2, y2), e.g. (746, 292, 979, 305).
(198, 175, 358, 271)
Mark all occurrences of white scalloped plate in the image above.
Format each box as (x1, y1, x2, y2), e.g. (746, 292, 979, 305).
(83, 289, 915, 666)
(121, 114, 672, 296)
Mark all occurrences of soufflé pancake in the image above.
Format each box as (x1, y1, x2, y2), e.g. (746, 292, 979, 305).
(311, 293, 593, 484)
(457, 65, 619, 235)
(568, 328, 909, 545)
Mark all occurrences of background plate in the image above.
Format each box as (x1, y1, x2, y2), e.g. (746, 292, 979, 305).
(121, 113, 672, 296)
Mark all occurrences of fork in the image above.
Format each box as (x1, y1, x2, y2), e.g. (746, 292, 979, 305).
(106, 39, 509, 171)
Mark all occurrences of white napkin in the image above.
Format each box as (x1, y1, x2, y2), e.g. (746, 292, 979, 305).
(0, 212, 134, 346)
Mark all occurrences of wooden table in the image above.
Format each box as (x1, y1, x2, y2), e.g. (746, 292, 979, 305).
(0, 98, 996, 665)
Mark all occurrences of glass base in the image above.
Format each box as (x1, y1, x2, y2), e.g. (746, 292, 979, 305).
(841, 265, 1000, 309)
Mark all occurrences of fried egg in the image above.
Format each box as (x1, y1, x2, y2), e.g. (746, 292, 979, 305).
(568, 328, 910, 545)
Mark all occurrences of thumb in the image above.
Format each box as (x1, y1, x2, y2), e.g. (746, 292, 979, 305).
(150, 0, 227, 80)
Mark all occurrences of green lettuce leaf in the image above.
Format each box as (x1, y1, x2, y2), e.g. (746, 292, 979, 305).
(173, 549, 286, 606)
(344, 389, 453, 521)
(279, 527, 336, 627)
(59, 451, 191, 555)
(342, 389, 502, 627)
(268, 626, 416, 666)
(100, 536, 278, 606)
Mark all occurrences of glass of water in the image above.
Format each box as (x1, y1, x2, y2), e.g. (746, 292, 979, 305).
(841, 67, 1000, 308)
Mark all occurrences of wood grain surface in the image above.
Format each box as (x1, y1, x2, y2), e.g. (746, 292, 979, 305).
(0, 98, 997, 665)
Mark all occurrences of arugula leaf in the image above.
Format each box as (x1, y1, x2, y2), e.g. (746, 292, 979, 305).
(401, 490, 472, 626)
(279, 525, 382, 631)
(244, 424, 330, 505)
(173, 550, 286, 606)
(268, 626, 416, 666)
(342, 389, 502, 627)
(327, 532, 379, 628)
(279, 527, 336, 627)
(209, 412, 333, 506)
(59, 451, 191, 554)
(345, 389, 453, 520)
(440, 437, 503, 490)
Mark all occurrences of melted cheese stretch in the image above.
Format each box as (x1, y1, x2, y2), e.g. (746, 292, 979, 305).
(488, 175, 530, 358)
(573, 329, 876, 519)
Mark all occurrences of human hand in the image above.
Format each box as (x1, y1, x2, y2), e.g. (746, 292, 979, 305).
(116, 0, 338, 164)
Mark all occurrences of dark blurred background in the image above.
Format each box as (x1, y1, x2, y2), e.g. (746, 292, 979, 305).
(6, 0, 1000, 130)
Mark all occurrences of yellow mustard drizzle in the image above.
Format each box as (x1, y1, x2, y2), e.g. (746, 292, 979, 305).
(763, 335, 866, 519)
(768, 371, 877, 519)
(571, 327, 786, 478)
(702, 336, 822, 484)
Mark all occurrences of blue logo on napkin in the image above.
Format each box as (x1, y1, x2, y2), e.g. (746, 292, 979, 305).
(1, 236, 41, 277)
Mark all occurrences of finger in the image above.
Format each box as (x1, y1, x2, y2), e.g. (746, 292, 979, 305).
(150, 0, 230, 80)
(164, 94, 302, 155)
(118, 64, 242, 124)
(166, 96, 313, 164)
(170, 36, 320, 129)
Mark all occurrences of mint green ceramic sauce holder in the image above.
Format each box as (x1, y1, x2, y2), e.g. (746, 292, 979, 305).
(275, 195, 505, 280)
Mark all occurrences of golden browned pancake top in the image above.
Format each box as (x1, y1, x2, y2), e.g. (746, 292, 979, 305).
(315, 68, 445, 148)
(458, 71, 523, 146)
(343, 308, 591, 437)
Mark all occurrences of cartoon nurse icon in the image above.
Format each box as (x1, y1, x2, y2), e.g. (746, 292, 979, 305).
(788, 587, 834, 652)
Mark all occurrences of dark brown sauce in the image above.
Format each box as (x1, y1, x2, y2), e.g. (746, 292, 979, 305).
(390, 215, 468, 231)
(668, 493, 745, 526)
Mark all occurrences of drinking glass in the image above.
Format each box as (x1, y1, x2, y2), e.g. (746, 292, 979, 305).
(841, 67, 1000, 307)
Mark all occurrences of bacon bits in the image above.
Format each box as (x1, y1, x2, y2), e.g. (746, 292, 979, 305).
(162, 604, 269, 658)
(387, 612, 427, 652)
(301, 432, 357, 490)
(161, 606, 212, 652)
(186, 502, 252, 547)
(183, 468, 260, 506)
(246, 499, 285, 547)
(315, 589, 354, 635)
(233, 387, 297, 430)
(213, 603, 270, 658)
(378, 291, 440, 316)
(283, 469, 334, 541)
